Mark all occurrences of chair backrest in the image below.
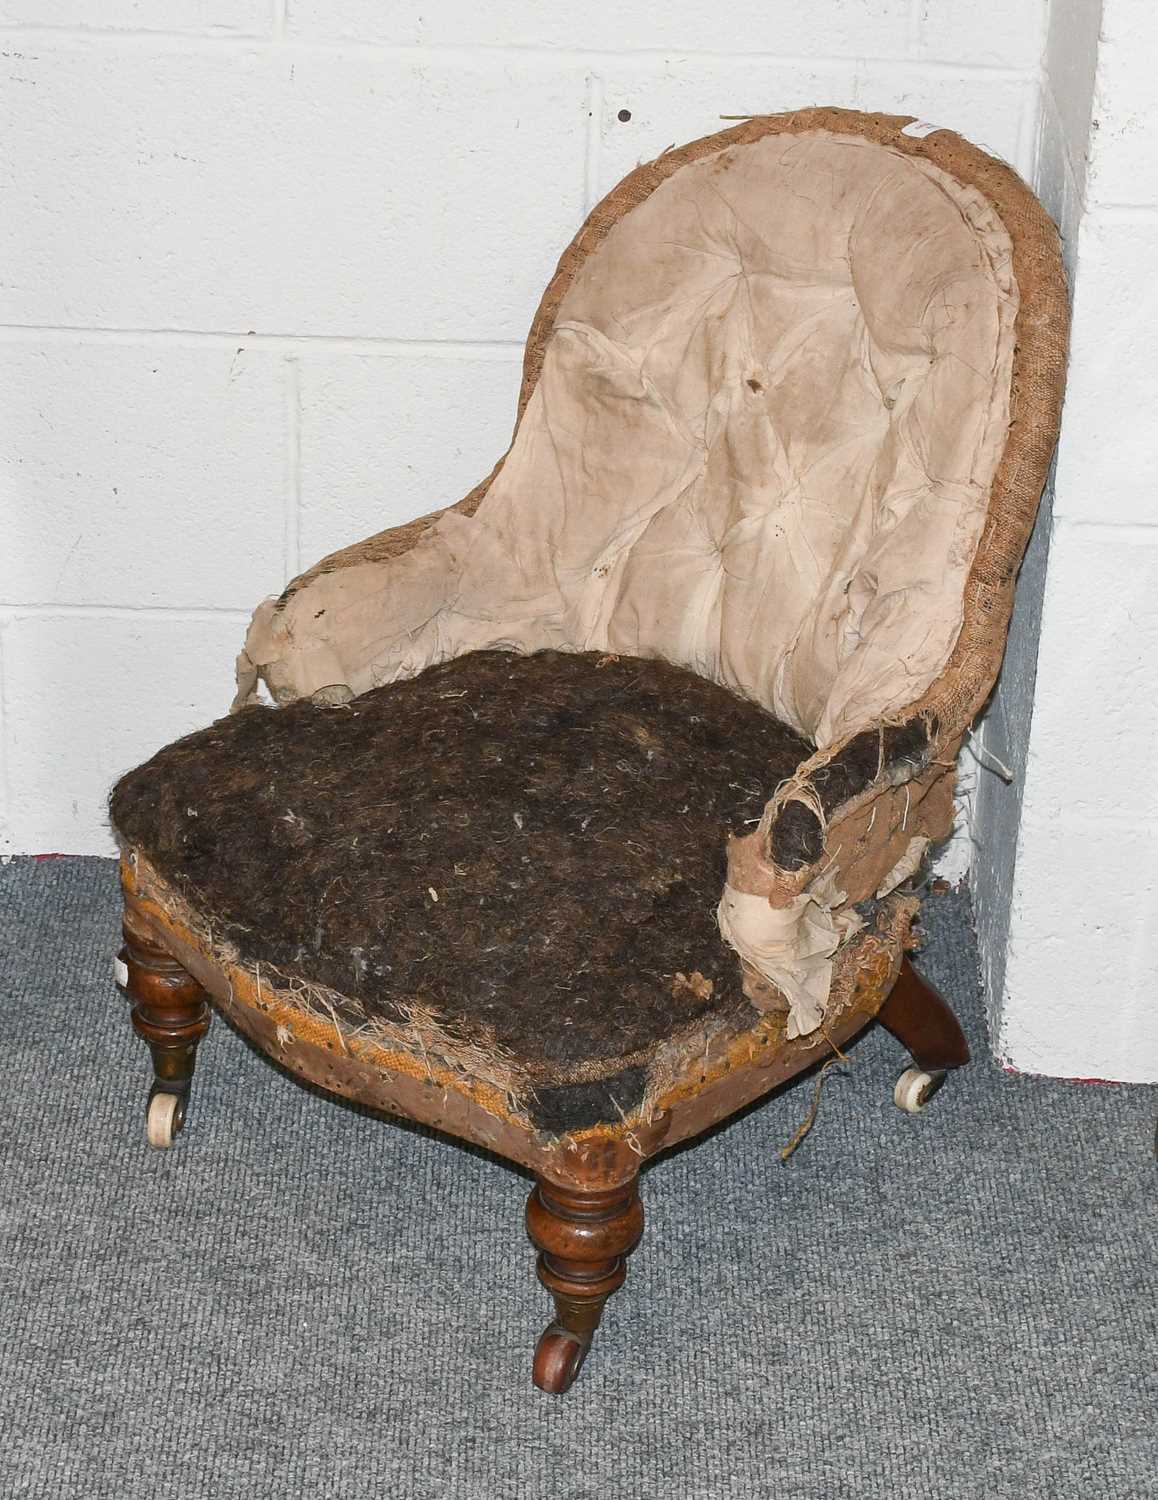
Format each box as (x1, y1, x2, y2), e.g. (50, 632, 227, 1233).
(246, 110, 1067, 760)
(486, 110, 1067, 751)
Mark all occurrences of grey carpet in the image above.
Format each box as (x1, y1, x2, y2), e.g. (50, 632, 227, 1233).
(0, 857, 1154, 1500)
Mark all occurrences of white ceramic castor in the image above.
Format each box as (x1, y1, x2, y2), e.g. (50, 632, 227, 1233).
(894, 1066, 947, 1114)
(146, 1091, 183, 1149)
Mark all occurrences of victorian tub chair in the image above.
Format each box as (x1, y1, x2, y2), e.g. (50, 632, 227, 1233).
(110, 108, 1068, 1393)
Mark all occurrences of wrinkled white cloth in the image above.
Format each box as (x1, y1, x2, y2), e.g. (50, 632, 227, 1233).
(239, 131, 1016, 750)
(717, 868, 864, 1037)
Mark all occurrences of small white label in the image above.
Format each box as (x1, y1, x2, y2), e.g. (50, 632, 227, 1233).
(901, 120, 941, 139)
(114, 957, 129, 989)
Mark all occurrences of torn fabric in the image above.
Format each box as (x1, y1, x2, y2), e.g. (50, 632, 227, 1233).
(875, 834, 932, 899)
(716, 868, 864, 1038)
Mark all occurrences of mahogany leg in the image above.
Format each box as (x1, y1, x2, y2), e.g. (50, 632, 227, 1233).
(525, 1176, 644, 1394)
(117, 900, 211, 1148)
(878, 956, 970, 1072)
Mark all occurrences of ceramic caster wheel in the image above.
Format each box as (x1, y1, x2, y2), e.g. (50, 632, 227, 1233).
(894, 1066, 946, 1114)
(532, 1326, 588, 1394)
(146, 1091, 184, 1149)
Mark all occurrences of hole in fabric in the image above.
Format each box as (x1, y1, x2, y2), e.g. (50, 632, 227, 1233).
(617, 108, 632, 122)
(746, 377, 763, 392)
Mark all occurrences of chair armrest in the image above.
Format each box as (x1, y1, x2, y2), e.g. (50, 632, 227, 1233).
(765, 715, 957, 901)
(716, 716, 958, 1037)
(233, 463, 502, 709)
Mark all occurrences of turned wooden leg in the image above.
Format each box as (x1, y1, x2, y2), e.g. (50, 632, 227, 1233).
(878, 957, 969, 1112)
(525, 1176, 643, 1394)
(117, 902, 211, 1148)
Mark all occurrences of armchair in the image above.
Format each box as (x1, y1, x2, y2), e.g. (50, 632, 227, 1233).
(109, 108, 1068, 1393)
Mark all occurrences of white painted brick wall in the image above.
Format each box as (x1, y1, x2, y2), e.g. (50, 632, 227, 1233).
(0, 2, 270, 34)
(284, 2, 915, 56)
(0, 4, 1047, 859)
(969, 1, 1098, 1032)
(0, 341, 287, 608)
(1051, 217, 1158, 527)
(1, 48, 588, 339)
(594, 61, 1033, 200)
(976, 0, 1158, 1082)
(3, 611, 249, 853)
(1083, 0, 1158, 206)
(915, 0, 1047, 69)
(297, 348, 523, 564)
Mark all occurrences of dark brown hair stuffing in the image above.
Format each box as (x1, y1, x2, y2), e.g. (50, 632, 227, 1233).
(111, 650, 813, 1129)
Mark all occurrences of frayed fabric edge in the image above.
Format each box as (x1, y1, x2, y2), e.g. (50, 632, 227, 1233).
(716, 867, 863, 1038)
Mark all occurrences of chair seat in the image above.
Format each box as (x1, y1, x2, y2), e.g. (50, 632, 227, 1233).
(110, 649, 816, 1130)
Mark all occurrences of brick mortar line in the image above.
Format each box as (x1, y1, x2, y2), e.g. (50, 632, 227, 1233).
(0, 326, 525, 358)
(1017, 808, 1158, 832)
(284, 354, 301, 579)
(0, 619, 12, 841)
(1049, 519, 1158, 540)
(1082, 201, 1158, 219)
(0, 28, 1039, 77)
(583, 71, 603, 216)
(0, 605, 254, 620)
